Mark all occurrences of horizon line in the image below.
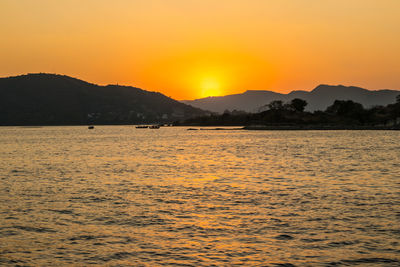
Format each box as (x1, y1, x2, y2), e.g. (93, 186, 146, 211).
(2, 72, 399, 101)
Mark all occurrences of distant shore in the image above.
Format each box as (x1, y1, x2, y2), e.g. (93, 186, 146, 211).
(185, 125, 400, 131)
(1, 124, 399, 131)
(242, 125, 400, 130)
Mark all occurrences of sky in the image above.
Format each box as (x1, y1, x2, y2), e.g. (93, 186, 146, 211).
(1, 0, 399, 100)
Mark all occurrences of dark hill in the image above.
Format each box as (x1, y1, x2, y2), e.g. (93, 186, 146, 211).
(0, 73, 206, 125)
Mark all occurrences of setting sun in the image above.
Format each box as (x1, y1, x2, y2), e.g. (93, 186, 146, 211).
(1, 0, 399, 100)
(200, 77, 222, 98)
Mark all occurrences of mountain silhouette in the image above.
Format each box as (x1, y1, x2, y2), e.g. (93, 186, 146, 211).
(182, 85, 400, 113)
(0, 73, 206, 125)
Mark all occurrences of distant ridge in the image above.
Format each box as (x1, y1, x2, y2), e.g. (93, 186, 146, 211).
(182, 85, 400, 113)
(0, 73, 206, 125)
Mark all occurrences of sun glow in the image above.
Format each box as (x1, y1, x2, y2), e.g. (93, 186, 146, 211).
(200, 76, 222, 98)
(187, 64, 230, 99)
(1, 1, 400, 100)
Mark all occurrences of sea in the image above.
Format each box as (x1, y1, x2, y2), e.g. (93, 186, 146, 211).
(0, 126, 399, 266)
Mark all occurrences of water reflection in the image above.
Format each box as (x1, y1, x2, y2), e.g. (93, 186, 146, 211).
(0, 127, 399, 266)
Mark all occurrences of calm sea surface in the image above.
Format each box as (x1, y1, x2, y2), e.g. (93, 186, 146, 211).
(0, 126, 399, 266)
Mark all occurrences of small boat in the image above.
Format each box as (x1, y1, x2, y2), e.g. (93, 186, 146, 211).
(149, 125, 160, 129)
(136, 125, 148, 128)
(88, 126, 94, 129)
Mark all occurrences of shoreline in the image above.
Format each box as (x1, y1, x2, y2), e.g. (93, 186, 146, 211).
(1, 124, 399, 131)
(242, 125, 400, 130)
(186, 125, 400, 131)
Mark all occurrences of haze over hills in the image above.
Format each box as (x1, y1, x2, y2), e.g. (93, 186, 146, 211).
(2, 73, 399, 126)
(0, 73, 206, 125)
(182, 85, 400, 113)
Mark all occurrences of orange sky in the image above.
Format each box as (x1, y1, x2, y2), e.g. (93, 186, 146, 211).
(1, 0, 399, 100)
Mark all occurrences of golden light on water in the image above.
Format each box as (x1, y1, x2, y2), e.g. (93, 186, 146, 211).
(2, 127, 399, 265)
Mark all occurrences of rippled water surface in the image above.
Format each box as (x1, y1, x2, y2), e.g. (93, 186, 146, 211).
(0, 126, 399, 266)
